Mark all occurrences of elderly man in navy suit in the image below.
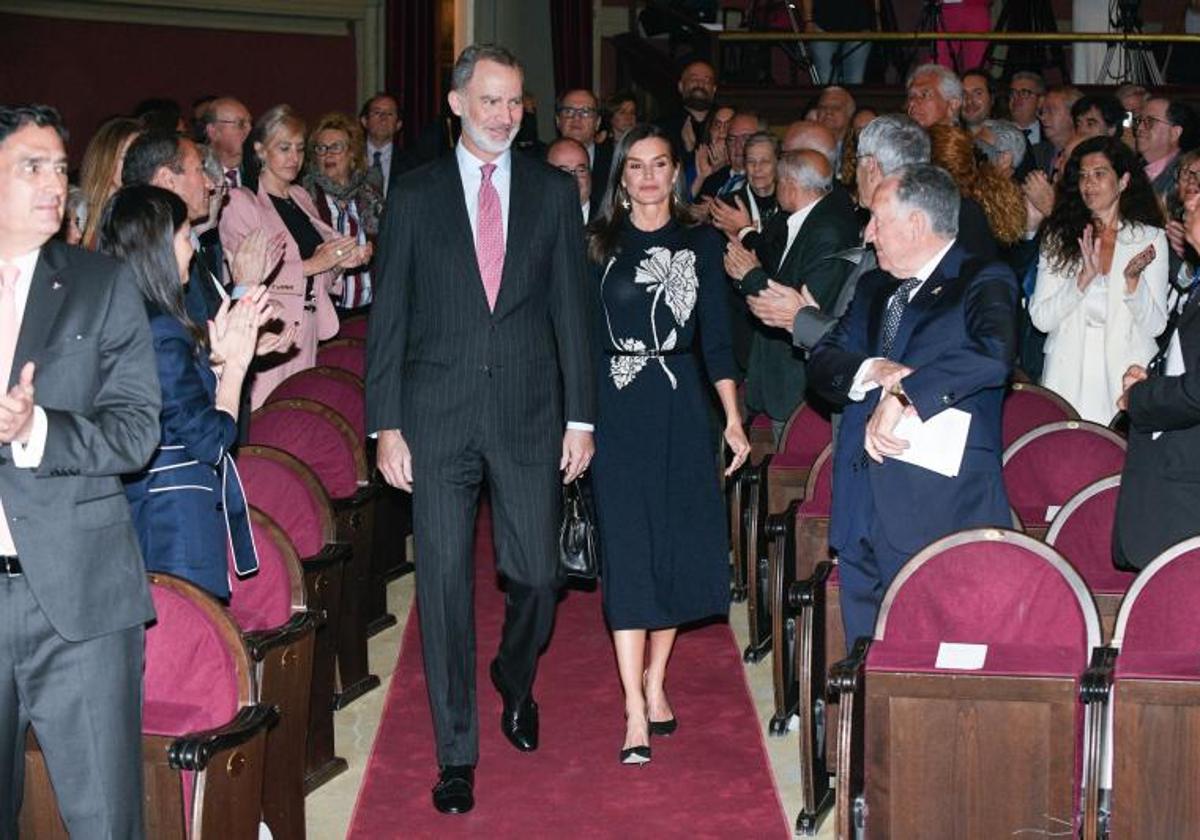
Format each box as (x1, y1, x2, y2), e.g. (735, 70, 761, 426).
(808, 164, 1019, 649)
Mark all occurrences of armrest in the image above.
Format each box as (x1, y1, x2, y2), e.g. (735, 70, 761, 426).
(828, 636, 870, 699)
(306, 541, 352, 569)
(243, 610, 317, 660)
(167, 704, 279, 771)
(1080, 646, 1116, 705)
(332, 483, 380, 511)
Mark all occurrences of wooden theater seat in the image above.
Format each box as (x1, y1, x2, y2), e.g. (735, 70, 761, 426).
(249, 398, 381, 709)
(235, 444, 349, 791)
(1001, 381, 1079, 448)
(315, 337, 366, 379)
(227, 508, 317, 840)
(730, 412, 776, 602)
(336, 313, 369, 341)
(1002, 420, 1126, 539)
(829, 529, 1104, 840)
(23, 574, 277, 840)
(1045, 475, 1137, 642)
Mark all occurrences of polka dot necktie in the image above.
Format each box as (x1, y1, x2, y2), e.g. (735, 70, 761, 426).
(880, 277, 923, 358)
(475, 163, 504, 311)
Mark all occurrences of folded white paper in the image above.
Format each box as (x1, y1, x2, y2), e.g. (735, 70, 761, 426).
(889, 407, 972, 477)
(935, 642, 988, 670)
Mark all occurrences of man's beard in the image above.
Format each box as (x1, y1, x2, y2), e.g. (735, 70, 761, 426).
(460, 112, 519, 155)
(682, 88, 713, 112)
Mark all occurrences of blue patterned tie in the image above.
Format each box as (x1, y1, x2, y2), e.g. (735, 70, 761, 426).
(881, 277, 923, 357)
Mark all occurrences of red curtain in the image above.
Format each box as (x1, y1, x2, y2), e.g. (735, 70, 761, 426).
(386, 0, 439, 147)
(550, 0, 593, 94)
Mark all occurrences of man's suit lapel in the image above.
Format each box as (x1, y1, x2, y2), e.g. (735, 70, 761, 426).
(877, 244, 963, 360)
(495, 153, 536, 316)
(436, 155, 491, 314)
(10, 242, 69, 390)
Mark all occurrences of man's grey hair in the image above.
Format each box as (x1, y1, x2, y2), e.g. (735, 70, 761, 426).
(892, 164, 960, 239)
(743, 130, 779, 157)
(1011, 71, 1046, 95)
(978, 119, 1027, 169)
(821, 85, 857, 115)
(857, 114, 930, 176)
(777, 149, 832, 193)
(452, 44, 523, 91)
(906, 63, 963, 103)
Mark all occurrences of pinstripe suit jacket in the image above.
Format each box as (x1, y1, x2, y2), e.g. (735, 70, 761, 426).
(366, 150, 595, 463)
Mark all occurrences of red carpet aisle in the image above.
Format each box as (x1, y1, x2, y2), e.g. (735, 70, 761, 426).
(348, 514, 790, 839)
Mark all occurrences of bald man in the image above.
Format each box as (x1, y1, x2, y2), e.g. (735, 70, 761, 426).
(723, 149, 859, 435)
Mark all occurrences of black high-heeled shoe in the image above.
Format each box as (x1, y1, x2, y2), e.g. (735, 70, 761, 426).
(619, 744, 651, 765)
(648, 717, 678, 737)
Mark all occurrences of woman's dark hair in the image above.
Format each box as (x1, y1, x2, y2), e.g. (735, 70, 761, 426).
(1040, 135, 1164, 274)
(98, 184, 204, 345)
(587, 123, 694, 264)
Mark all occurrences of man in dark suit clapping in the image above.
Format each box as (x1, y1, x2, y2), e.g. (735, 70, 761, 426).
(366, 45, 594, 815)
(808, 164, 1018, 650)
(0, 104, 161, 836)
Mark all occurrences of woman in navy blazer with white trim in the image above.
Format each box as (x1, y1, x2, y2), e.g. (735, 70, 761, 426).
(100, 185, 270, 598)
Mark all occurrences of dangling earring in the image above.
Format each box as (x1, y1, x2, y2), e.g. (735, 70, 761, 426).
(619, 185, 631, 210)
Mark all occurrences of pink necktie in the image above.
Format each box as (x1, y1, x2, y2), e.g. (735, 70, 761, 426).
(0, 264, 21, 554)
(475, 163, 505, 311)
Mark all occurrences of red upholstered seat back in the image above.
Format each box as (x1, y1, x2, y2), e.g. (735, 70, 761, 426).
(797, 444, 834, 517)
(143, 578, 244, 737)
(780, 402, 832, 463)
(237, 446, 332, 558)
(228, 509, 303, 633)
(266, 367, 365, 441)
(1002, 421, 1126, 530)
(1045, 476, 1136, 596)
(316, 338, 365, 379)
(337, 315, 369, 341)
(870, 530, 1098, 677)
(1115, 539, 1200, 666)
(750, 413, 773, 432)
(1002, 383, 1078, 448)
(249, 399, 364, 499)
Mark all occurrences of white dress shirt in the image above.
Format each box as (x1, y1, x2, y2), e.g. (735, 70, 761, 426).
(454, 142, 592, 433)
(0, 248, 48, 469)
(849, 239, 956, 400)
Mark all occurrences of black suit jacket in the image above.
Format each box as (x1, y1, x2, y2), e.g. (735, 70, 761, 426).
(365, 150, 595, 462)
(0, 241, 160, 641)
(589, 140, 614, 217)
(1114, 296, 1200, 569)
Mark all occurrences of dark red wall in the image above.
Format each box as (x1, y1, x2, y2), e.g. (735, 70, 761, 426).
(0, 12, 358, 166)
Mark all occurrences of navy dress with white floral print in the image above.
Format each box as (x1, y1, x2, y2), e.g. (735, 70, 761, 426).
(591, 218, 738, 630)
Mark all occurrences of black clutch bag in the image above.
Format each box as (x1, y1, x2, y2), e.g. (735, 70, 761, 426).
(559, 477, 600, 580)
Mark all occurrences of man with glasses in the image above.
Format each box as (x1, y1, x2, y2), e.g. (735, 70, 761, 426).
(815, 86, 856, 171)
(1007, 72, 1053, 176)
(698, 111, 762, 201)
(200, 96, 251, 189)
(1137, 97, 1196, 206)
(360, 92, 413, 197)
(545, 137, 592, 223)
(554, 89, 611, 217)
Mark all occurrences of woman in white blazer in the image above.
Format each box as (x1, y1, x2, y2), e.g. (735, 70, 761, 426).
(1031, 136, 1168, 423)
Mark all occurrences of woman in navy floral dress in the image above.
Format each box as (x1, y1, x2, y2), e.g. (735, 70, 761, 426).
(586, 123, 751, 764)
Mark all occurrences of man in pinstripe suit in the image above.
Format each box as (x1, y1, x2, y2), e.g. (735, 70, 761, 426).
(366, 44, 595, 814)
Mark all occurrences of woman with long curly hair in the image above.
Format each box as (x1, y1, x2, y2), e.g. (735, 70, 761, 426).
(928, 123, 1025, 246)
(1030, 135, 1168, 423)
(78, 116, 141, 248)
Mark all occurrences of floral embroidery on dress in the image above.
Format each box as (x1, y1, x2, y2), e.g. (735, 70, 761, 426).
(603, 247, 699, 391)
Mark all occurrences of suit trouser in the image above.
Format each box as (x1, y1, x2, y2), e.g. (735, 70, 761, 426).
(412, 434, 561, 767)
(837, 520, 912, 653)
(0, 573, 144, 839)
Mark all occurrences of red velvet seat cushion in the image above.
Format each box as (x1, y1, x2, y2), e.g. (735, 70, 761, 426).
(268, 372, 365, 441)
(876, 541, 1092, 668)
(780, 407, 831, 464)
(1004, 428, 1125, 528)
(1048, 483, 1135, 595)
(1116, 651, 1200, 682)
(249, 407, 359, 499)
(867, 640, 1083, 678)
(143, 585, 239, 737)
(227, 516, 294, 632)
(1120, 548, 1200, 658)
(316, 343, 365, 379)
(1002, 388, 1074, 448)
(237, 453, 326, 557)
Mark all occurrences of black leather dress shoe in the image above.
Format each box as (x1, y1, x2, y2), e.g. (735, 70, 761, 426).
(432, 765, 475, 814)
(490, 659, 539, 752)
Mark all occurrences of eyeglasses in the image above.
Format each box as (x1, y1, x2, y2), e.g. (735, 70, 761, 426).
(556, 165, 591, 177)
(1135, 115, 1170, 130)
(368, 109, 398, 119)
(556, 106, 597, 120)
(1008, 88, 1039, 99)
(312, 142, 348, 155)
(214, 118, 250, 129)
(1180, 167, 1200, 185)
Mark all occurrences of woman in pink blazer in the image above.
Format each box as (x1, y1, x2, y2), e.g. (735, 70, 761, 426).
(220, 104, 370, 407)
